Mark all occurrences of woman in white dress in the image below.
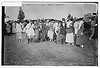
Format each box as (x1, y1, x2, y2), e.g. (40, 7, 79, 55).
(65, 19, 74, 45)
(16, 22, 23, 42)
(53, 21, 59, 36)
(24, 20, 35, 44)
(48, 21, 54, 41)
(55, 21, 61, 43)
(53, 21, 59, 42)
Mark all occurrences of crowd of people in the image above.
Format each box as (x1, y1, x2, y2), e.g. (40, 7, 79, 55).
(4, 13, 98, 48)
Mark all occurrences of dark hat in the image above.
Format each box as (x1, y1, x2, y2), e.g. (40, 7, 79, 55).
(62, 18, 66, 21)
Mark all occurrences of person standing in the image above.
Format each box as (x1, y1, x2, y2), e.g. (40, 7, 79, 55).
(24, 20, 35, 44)
(89, 18, 97, 40)
(74, 20, 79, 45)
(53, 21, 58, 42)
(65, 19, 74, 45)
(56, 21, 61, 43)
(59, 19, 66, 45)
(75, 19, 84, 48)
(40, 20, 47, 42)
(45, 20, 50, 41)
(38, 22, 42, 41)
(48, 21, 54, 41)
(34, 20, 40, 42)
(16, 21, 23, 42)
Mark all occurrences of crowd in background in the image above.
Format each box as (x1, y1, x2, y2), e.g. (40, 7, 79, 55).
(4, 13, 98, 48)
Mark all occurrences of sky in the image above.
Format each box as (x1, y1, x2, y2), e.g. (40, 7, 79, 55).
(5, 2, 98, 21)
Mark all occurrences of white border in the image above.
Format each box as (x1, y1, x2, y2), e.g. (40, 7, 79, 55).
(0, 0, 99, 68)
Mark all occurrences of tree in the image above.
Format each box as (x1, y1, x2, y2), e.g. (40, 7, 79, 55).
(17, 7, 25, 23)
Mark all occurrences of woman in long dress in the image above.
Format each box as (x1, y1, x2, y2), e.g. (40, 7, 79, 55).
(53, 21, 59, 42)
(40, 21, 47, 42)
(74, 20, 79, 45)
(56, 21, 61, 43)
(48, 21, 54, 41)
(24, 20, 35, 44)
(89, 18, 97, 40)
(76, 19, 84, 48)
(16, 21, 23, 42)
(46, 21, 50, 41)
(34, 21, 40, 42)
(60, 21, 66, 45)
(65, 19, 74, 45)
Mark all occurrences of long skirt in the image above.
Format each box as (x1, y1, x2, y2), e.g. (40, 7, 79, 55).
(41, 30, 47, 41)
(16, 32, 22, 40)
(35, 29, 39, 40)
(48, 30, 54, 39)
(12, 28, 16, 33)
(56, 33, 60, 42)
(26, 28, 35, 38)
(48, 30, 50, 37)
(75, 28, 78, 34)
(65, 33, 74, 43)
(76, 35, 84, 45)
(53, 31, 57, 41)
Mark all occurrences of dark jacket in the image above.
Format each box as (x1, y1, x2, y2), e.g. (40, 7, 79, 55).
(60, 23, 66, 35)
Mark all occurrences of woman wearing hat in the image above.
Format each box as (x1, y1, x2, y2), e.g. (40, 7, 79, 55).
(34, 20, 40, 42)
(48, 21, 54, 41)
(65, 18, 74, 45)
(24, 20, 35, 44)
(75, 18, 84, 48)
(59, 18, 66, 45)
(16, 21, 23, 42)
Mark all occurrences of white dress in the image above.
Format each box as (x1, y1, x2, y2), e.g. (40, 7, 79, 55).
(65, 33, 74, 43)
(65, 21, 74, 43)
(24, 23, 35, 38)
(16, 23, 23, 39)
(48, 22, 54, 39)
(53, 22, 59, 35)
(16, 23, 22, 33)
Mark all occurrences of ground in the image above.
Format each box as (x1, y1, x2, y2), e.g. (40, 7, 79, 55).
(3, 33, 98, 66)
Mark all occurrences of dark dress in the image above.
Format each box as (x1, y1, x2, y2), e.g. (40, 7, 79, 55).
(60, 23, 66, 44)
(76, 23, 84, 45)
(41, 23, 47, 41)
(34, 24, 39, 41)
(53, 29, 57, 41)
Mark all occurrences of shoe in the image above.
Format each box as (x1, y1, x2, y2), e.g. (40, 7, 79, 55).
(72, 43, 74, 46)
(80, 45, 84, 48)
(56, 42, 59, 44)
